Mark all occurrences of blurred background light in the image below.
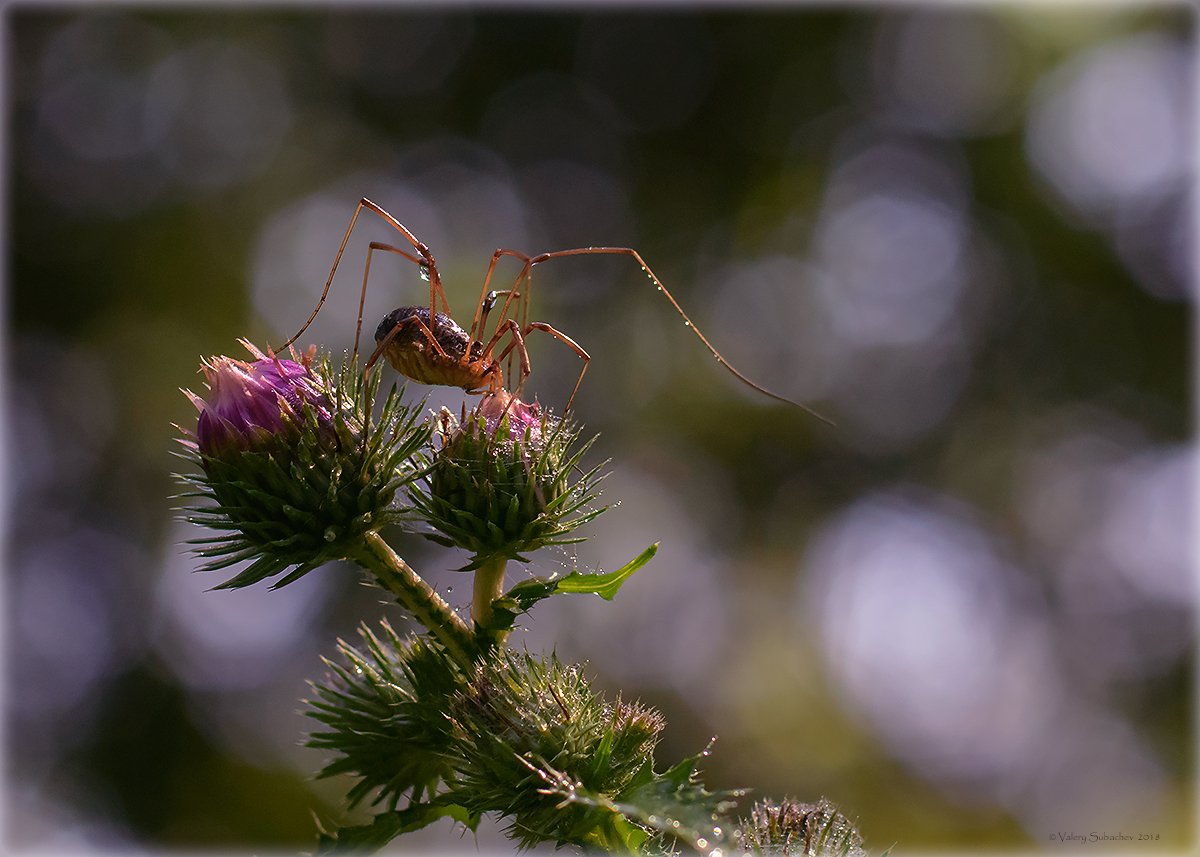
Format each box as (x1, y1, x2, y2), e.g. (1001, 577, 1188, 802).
(1026, 32, 1190, 221)
(143, 39, 294, 191)
(1015, 410, 1192, 688)
(26, 15, 175, 216)
(1015, 702, 1171, 837)
(870, 10, 1022, 137)
(322, 13, 475, 98)
(152, 522, 332, 694)
(813, 149, 969, 349)
(802, 490, 1054, 789)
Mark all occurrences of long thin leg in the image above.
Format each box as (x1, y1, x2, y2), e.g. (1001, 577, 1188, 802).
(277, 197, 452, 352)
(356, 241, 424, 358)
(470, 249, 533, 342)
(495, 321, 591, 415)
(495, 320, 532, 390)
(471, 249, 544, 388)
(517, 247, 834, 425)
(476, 289, 517, 346)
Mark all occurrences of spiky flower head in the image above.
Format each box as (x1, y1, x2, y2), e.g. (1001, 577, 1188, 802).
(307, 621, 666, 850)
(306, 621, 464, 810)
(736, 797, 866, 857)
(178, 341, 430, 590)
(445, 649, 665, 849)
(410, 390, 605, 569)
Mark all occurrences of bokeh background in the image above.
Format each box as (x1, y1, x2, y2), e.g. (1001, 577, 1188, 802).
(5, 4, 1193, 854)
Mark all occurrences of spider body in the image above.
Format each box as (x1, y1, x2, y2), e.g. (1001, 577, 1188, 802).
(279, 197, 832, 424)
(373, 306, 495, 392)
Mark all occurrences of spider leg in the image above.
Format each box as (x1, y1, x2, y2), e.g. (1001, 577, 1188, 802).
(473, 249, 545, 388)
(520, 247, 834, 425)
(471, 249, 534, 342)
(495, 321, 591, 415)
(476, 289, 518, 347)
(494, 320, 533, 393)
(277, 197, 452, 352)
(356, 241, 424, 359)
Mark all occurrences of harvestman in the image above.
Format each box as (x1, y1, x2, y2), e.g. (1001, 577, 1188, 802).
(277, 198, 832, 424)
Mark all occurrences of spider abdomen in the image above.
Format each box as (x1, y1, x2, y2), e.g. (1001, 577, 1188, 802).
(375, 306, 493, 391)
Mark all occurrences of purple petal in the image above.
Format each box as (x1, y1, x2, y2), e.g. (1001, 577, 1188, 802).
(191, 349, 331, 456)
(476, 390, 542, 442)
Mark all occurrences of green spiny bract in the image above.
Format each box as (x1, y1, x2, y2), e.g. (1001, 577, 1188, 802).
(306, 622, 665, 850)
(735, 797, 866, 857)
(410, 397, 605, 570)
(178, 348, 430, 589)
(306, 622, 463, 809)
(444, 650, 664, 849)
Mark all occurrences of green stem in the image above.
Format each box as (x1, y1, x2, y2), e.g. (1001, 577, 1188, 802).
(472, 556, 509, 645)
(359, 530, 475, 665)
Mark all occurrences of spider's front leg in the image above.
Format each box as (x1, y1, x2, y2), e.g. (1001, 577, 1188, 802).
(494, 321, 591, 414)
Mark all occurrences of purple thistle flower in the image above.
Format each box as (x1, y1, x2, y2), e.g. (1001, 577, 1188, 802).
(475, 390, 542, 443)
(185, 340, 331, 456)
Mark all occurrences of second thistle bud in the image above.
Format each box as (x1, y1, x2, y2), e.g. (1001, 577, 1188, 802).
(410, 390, 604, 569)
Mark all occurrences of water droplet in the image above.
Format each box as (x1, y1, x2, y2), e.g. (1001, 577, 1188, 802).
(446, 586, 453, 593)
(684, 321, 691, 327)
(696, 838, 708, 849)
(671, 820, 681, 829)
(712, 826, 723, 837)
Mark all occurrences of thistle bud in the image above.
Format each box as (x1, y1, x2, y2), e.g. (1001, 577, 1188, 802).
(476, 389, 542, 445)
(190, 347, 331, 456)
(735, 797, 865, 857)
(446, 650, 665, 849)
(409, 391, 604, 569)
(178, 342, 429, 590)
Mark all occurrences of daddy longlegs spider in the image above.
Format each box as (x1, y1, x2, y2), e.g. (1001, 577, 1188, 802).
(276, 197, 833, 425)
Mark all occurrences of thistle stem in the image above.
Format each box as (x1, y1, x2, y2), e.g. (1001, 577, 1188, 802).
(472, 556, 509, 644)
(359, 531, 475, 665)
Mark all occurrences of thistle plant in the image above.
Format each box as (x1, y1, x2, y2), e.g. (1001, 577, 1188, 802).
(410, 389, 605, 643)
(176, 341, 873, 856)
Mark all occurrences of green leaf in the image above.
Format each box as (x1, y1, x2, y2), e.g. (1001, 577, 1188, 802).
(555, 542, 658, 600)
(587, 811, 652, 854)
(530, 744, 743, 857)
(481, 543, 657, 633)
